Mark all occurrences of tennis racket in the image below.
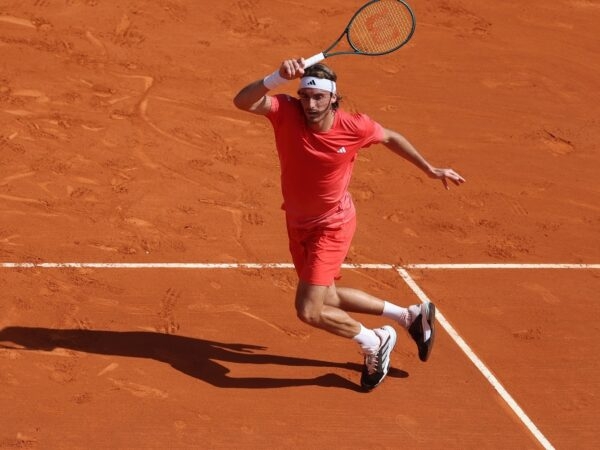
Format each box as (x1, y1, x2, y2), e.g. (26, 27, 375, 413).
(303, 0, 416, 68)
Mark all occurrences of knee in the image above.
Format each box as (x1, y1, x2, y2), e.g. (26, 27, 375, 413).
(295, 281, 329, 327)
(295, 303, 322, 327)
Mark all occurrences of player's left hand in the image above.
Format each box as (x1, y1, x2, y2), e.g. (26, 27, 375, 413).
(430, 168, 465, 190)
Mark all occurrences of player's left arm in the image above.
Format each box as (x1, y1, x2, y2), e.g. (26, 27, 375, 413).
(380, 127, 465, 190)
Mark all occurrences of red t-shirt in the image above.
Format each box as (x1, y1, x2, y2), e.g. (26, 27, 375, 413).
(266, 94, 384, 228)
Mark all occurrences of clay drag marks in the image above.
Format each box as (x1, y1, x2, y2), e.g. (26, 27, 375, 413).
(0, 1, 287, 264)
(2, 0, 600, 448)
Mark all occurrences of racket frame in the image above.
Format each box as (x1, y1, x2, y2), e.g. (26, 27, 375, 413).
(304, 0, 416, 68)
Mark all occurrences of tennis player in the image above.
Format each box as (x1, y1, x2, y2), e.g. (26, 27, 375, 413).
(233, 57, 465, 391)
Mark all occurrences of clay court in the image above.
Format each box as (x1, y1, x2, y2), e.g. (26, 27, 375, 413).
(1, 0, 599, 448)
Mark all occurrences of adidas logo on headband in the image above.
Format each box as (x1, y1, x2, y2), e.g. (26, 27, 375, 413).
(299, 76, 337, 94)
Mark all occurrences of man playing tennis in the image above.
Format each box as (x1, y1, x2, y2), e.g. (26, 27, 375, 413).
(233, 58, 465, 391)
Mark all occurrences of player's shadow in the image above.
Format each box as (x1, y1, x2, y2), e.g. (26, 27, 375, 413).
(0, 326, 408, 392)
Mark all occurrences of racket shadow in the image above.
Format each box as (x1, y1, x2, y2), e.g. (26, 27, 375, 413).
(0, 326, 408, 391)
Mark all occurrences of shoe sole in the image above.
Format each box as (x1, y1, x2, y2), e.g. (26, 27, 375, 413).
(420, 302, 436, 362)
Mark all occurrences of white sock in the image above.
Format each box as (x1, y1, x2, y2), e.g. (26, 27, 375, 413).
(352, 324, 380, 353)
(382, 301, 420, 328)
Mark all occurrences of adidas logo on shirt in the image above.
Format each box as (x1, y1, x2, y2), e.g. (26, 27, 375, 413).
(337, 147, 347, 154)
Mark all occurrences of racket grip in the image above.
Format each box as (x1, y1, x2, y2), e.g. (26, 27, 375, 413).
(303, 53, 325, 68)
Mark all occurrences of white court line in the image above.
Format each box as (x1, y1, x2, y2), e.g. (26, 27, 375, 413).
(0, 262, 394, 269)
(397, 267, 555, 450)
(406, 263, 600, 270)
(0, 262, 296, 269)
(2, 262, 599, 270)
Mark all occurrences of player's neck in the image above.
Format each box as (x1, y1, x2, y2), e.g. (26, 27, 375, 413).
(307, 110, 335, 132)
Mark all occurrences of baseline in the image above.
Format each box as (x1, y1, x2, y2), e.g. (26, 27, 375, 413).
(2, 262, 599, 270)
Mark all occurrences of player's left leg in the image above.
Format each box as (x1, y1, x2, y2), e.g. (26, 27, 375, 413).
(294, 280, 360, 338)
(295, 281, 397, 391)
(325, 285, 436, 362)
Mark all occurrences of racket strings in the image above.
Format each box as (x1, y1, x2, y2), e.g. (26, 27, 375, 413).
(349, 0, 414, 54)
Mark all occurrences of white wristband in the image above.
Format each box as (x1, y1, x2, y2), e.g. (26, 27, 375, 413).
(263, 70, 287, 90)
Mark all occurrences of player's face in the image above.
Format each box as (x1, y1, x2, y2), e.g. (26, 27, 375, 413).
(298, 88, 336, 123)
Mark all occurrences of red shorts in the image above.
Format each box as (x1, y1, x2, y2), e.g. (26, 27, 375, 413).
(286, 215, 356, 286)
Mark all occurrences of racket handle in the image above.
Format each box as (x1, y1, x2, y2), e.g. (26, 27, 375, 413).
(303, 53, 325, 68)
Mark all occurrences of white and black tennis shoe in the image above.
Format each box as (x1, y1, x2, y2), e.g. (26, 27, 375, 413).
(408, 302, 436, 362)
(360, 325, 397, 391)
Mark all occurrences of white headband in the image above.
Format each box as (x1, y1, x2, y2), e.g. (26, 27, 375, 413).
(299, 76, 337, 94)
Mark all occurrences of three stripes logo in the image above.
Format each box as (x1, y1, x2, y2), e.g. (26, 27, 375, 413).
(337, 146, 347, 154)
(307, 79, 316, 86)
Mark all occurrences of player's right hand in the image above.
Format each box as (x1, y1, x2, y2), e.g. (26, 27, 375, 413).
(280, 58, 305, 80)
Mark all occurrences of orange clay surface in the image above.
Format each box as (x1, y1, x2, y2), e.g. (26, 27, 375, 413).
(1, 1, 599, 448)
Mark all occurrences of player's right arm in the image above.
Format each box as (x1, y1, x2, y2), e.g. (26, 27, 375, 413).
(233, 79, 272, 115)
(233, 58, 305, 115)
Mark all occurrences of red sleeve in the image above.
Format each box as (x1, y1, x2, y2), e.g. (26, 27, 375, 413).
(355, 114, 385, 148)
(265, 94, 290, 127)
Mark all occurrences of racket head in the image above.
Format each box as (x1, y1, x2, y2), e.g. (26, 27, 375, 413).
(346, 0, 416, 56)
